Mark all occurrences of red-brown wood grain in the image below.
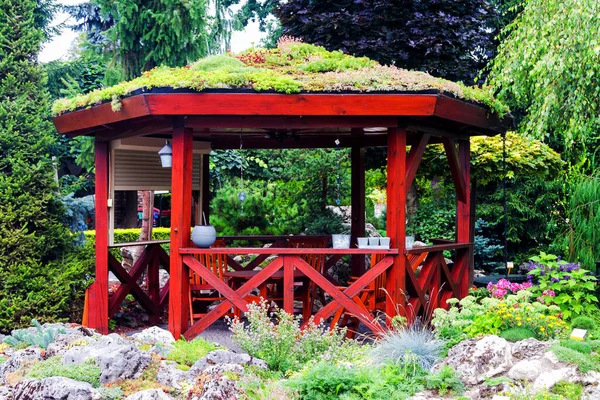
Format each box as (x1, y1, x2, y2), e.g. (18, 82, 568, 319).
(88, 140, 109, 334)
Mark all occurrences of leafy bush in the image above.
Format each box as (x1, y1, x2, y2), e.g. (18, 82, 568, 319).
(166, 337, 218, 366)
(520, 252, 598, 320)
(289, 358, 427, 400)
(571, 316, 596, 330)
(371, 324, 444, 371)
(3, 320, 66, 349)
(27, 356, 101, 387)
(559, 340, 592, 355)
(229, 301, 350, 373)
(550, 344, 599, 373)
(425, 365, 465, 396)
(551, 380, 583, 400)
(433, 290, 567, 343)
(499, 327, 537, 342)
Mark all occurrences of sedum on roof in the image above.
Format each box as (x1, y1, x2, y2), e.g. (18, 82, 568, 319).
(52, 39, 508, 116)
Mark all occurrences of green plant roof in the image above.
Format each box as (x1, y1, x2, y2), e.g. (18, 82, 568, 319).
(52, 39, 508, 116)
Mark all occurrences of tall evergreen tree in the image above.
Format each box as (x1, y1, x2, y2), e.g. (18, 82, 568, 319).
(0, 0, 72, 327)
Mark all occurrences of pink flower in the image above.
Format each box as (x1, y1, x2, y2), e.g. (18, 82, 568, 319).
(542, 289, 555, 297)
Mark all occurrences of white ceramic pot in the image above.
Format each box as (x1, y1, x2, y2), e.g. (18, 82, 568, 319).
(191, 225, 216, 248)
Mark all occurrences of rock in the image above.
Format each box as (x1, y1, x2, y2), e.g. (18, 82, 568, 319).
(0, 349, 42, 385)
(130, 327, 175, 346)
(156, 361, 190, 389)
(190, 364, 244, 400)
(62, 334, 151, 384)
(576, 370, 600, 386)
(532, 366, 576, 392)
(46, 327, 99, 358)
(507, 359, 543, 381)
(445, 336, 512, 385)
(0, 386, 13, 400)
(159, 270, 169, 289)
(582, 384, 600, 400)
(125, 389, 171, 400)
(511, 338, 551, 360)
(12, 377, 101, 400)
(189, 350, 267, 376)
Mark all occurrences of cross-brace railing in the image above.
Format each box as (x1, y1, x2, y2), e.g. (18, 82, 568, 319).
(179, 247, 397, 340)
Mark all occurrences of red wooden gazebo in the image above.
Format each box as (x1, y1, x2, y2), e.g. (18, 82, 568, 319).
(53, 89, 508, 340)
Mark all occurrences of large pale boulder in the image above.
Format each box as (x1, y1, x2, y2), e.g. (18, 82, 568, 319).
(190, 364, 244, 400)
(0, 349, 42, 385)
(0, 386, 13, 400)
(445, 336, 512, 385)
(62, 334, 151, 384)
(12, 377, 101, 400)
(156, 361, 190, 389)
(532, 366, 576, 392)
(125, 389, 171, 400)
(130, 327, 175, 346)
(511, 338, 551, 360)
(507, 359, 543, 381)
(189, 350, 266, 376)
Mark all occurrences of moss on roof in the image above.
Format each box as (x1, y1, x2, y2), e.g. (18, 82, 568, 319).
(52, 39, 509, 116)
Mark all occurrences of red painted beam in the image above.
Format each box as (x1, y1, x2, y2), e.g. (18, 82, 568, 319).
(88, 140, 109, 334)
(385, 127, 407, 321)
(145, 93, 438, 117)
(168, 126, 194, 339)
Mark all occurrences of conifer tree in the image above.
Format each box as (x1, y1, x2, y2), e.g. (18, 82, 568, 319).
(0, 0, 72, 327)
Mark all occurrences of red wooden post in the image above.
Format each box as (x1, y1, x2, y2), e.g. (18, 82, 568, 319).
(456, 139, 471, 297)
(351, 132, 366, 276)
(89, 139, 109, 334)
(168, 125, 194, 338)
(385, 127, 407, 321)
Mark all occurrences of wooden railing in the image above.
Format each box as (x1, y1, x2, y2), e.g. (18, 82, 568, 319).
(404, 242, 472, 319)
(180, 247, 397, 340)
(106, 241, 170, 324)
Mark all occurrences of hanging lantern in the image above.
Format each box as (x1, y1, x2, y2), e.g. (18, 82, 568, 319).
(158, 141, 172, 168)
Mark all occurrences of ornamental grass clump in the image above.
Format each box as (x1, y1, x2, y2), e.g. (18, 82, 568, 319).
(371, 323, 444, 371)
(229, 300, 349, 373)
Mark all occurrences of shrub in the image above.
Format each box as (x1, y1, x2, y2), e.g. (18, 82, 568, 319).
(559, 340, 592, 355)
(27, 357, 101, 387)
(433, 290, 567, 342)
(3, 320, 66, 349)
(425, 365, 465, 396)
(571, 316, 596, 330)
(0, 0, 74, 333)
(520, 252, 598, 320)
(288, 358, 427, 400)
(229, 300, 350, 373)
(166, 337, 218, 366)
(550, 344, 599, 373)
(499, 327, 537, 342)
(551, 380, 583, 400)
(371, 324, 444, 371)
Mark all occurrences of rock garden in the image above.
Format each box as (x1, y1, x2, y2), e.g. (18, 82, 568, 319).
(0, 253, 599, 400)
